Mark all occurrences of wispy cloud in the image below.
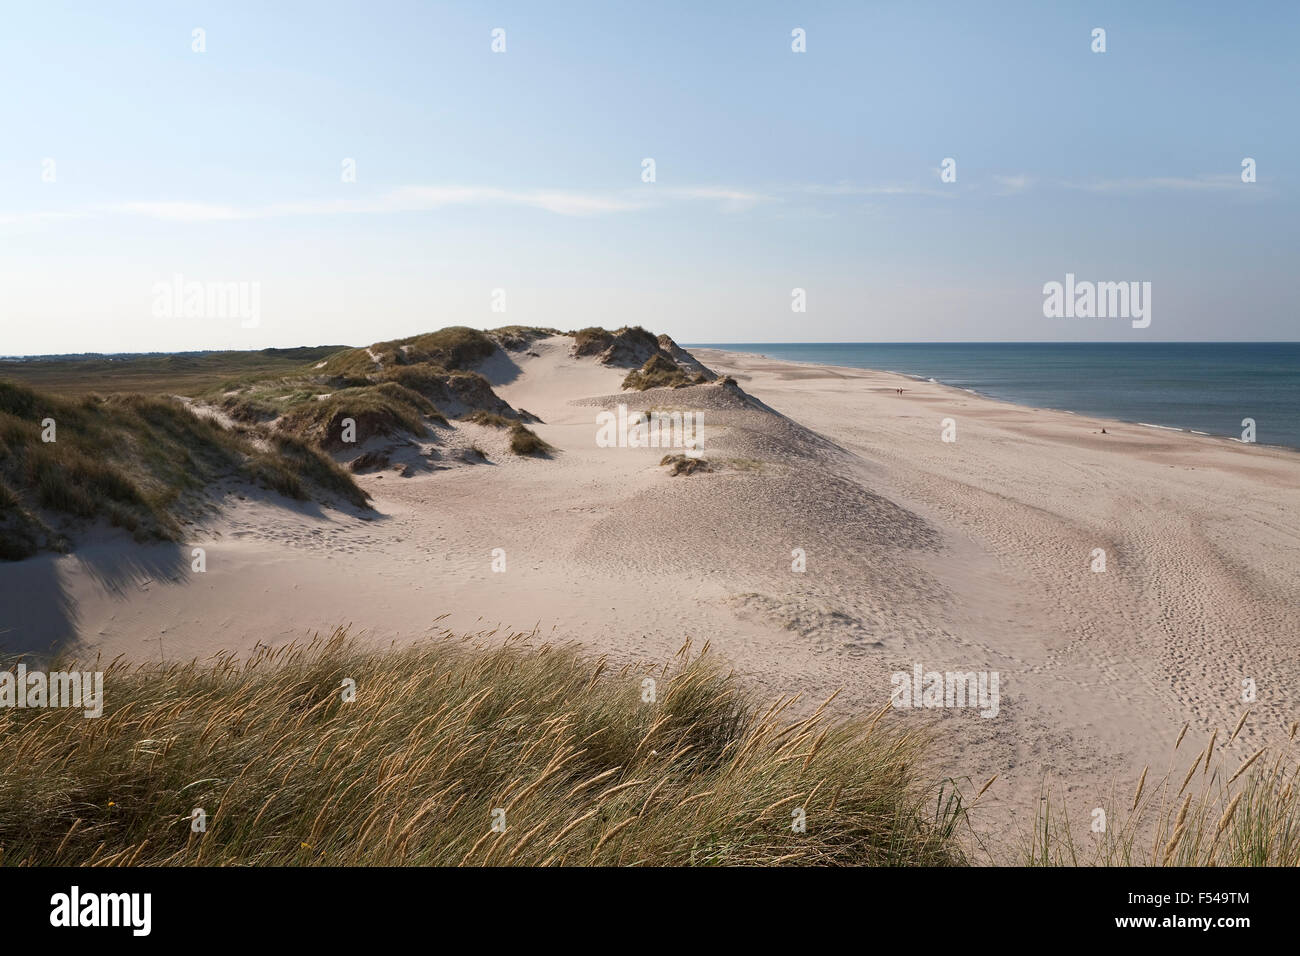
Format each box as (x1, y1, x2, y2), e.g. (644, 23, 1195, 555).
(108, 201, 248, 222)
(992, 173, 1032, 194)
(660, 186, 769, 211)
(1, 184, 768, 225)
(795, 182, 950, 198)
(105, 187, 654, 222)
(0, 209, 92, 226)
(1, 172, 1262, 228)
(1063, 174, 1244, 193)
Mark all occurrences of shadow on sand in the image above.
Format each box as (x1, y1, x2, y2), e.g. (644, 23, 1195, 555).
(0, 540, 188, 662)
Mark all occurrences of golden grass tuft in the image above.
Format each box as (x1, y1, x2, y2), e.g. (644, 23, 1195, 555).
(1027, 708, 1300, 866)
(0, 631, 967, 866)
(508, 424, 552, 457)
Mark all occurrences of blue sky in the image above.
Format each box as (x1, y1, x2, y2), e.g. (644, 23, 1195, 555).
(1, 0, 1296, 354)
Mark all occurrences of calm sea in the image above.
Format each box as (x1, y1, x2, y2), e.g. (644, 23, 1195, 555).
(687, 343, 1300, 451)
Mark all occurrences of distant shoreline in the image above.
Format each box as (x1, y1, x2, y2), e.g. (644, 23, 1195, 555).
(688, 342, 1300, 452)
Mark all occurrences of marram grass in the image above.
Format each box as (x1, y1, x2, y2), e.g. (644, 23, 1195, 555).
(1026, 717, 1300, 866)
(0, 631, 968, 866)
(5, 630, 1292, 866)
(0, 380, 369, 559)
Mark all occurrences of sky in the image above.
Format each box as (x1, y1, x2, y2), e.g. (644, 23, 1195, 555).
(1, 0, 1296, 355)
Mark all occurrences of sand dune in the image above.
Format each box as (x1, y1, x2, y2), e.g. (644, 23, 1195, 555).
(3, 337, 1297, 856)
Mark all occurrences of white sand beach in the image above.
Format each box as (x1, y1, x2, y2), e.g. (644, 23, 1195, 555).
(3, 338, 1297, 856)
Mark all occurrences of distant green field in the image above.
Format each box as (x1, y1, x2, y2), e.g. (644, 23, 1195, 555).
(0, 346, 348, 397)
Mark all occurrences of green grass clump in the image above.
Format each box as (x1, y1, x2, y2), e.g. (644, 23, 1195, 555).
(278, 382, 446, 449)
(508, 423, 552, 456)
(573, 326, 661, 361)
(0, 385, 225, 546)
(241, 437, 369, 507)
(398, 327, 497, 369)
(378, 366, 505, 417)
(623, 353, 702, 391)
(320, 326, 498, 378)
(25, 437, 151, 518)
(489, 326, 560, 350)
(219, 394, 279, 423)
(0, 382, 40, 419)
(262, 435, 370, 508)
(0, 478, 51, 559)
(573, 327, 614, 357)
(464, 410, 513, 428)
(376, 364, 452, 395)
(0, 631, 967, 866)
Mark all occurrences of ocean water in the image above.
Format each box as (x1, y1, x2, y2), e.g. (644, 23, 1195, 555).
(687, 343, 1300, 450)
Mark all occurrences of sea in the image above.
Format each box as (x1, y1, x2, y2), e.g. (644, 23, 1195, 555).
(686, 343, 1300, 451)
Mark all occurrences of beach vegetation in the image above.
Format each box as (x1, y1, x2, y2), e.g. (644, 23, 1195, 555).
(0, 632, 968, 866)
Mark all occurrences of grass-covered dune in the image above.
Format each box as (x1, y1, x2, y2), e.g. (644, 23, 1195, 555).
(0, 326, 566, 559)
(0, 633, 969, 866)
(277, 382, 447, 451)
(572, 326, 715, 390)
(623, 352, 711, 390)
(0, 380, 367, 560)
(216, 327, 533, 449)
(314, 325, 505, 378)
(0, 324, 720, 558)
(213, 324, 721, 451)
(1, 326, 721, 472)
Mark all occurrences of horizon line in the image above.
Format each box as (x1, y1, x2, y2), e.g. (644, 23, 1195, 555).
(684, 340, 1300, 345)
(5, 339, 1300, 361)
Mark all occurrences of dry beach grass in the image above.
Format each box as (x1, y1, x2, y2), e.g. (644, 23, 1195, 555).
(0, 631, 968, 866)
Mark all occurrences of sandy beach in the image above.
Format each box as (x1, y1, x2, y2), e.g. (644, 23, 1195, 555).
(3, 338, 1297, 857)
